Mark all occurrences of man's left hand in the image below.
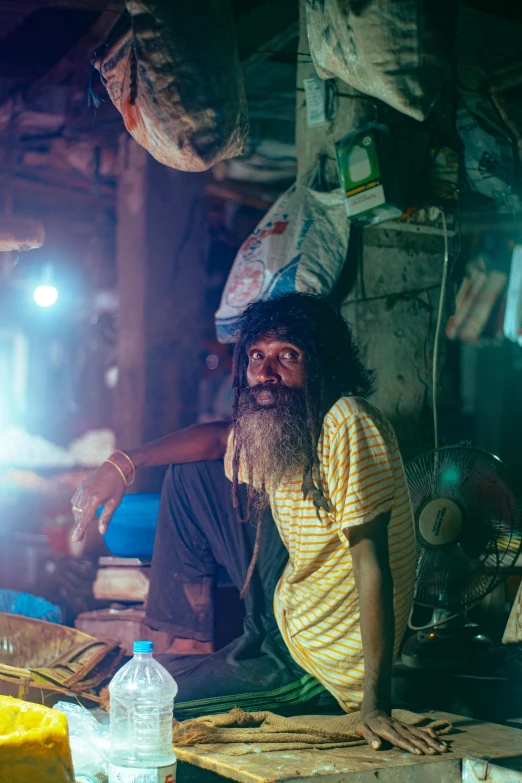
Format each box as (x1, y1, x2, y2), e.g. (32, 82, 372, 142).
(355, 709, 448, 755)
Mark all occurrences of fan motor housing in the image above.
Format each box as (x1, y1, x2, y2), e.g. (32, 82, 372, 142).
(418, 497, 463, 546)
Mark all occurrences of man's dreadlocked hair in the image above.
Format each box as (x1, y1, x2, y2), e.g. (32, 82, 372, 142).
(231, 293, 375, 595)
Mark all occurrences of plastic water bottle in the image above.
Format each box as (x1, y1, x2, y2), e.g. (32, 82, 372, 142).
(109, 640, 178, 783)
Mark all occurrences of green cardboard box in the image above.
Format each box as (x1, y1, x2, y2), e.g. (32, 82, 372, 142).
(335, 124, 405, 226)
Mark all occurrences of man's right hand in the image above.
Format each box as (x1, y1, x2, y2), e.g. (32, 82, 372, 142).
(71, 462, 126, 542)
(70, 421, 231, 542)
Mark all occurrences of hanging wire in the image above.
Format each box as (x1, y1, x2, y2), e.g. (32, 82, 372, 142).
(408, 608, 466, 633)
(432, 208, 450, 452)
(408, 209, 451, 632)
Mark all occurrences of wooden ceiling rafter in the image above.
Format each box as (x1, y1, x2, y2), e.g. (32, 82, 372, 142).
(0, 0, 120, 45)
(0, 2, 123, 211)
(25, 0, 123, 102)
(0, 1, 123, 152)
(206, 178, 279, 212)
(462, 0, 522, 24)
(12, 164, 115, 192)
(0, 0, 105, 46)
(5, 170, 115, 210)
(241, 21, 299, 76)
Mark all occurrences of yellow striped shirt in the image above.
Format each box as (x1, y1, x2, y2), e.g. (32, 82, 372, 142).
(225, 396, 415, 711)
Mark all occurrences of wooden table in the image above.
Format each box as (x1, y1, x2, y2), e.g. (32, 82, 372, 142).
(176, 712, 522, 783)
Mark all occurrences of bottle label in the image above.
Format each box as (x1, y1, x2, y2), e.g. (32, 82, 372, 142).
(109, 762, 176, 783)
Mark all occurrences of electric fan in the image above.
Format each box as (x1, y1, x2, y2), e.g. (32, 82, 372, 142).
(401, 210, 522, 670)
(402, 444, 522, 670)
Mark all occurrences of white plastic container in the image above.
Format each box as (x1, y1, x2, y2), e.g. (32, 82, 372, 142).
(108, 640, 178, 783)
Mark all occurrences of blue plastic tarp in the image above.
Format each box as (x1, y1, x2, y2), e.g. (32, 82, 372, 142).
(0, 589, 62, 623)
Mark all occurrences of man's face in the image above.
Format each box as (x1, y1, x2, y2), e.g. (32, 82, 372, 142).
(235, 331, 311, 489)
(246, 332, 307, 406)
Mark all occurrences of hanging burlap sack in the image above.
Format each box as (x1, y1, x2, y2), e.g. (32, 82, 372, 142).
(94, 0, 248, 172)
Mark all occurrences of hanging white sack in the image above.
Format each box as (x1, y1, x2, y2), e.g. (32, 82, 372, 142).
(305, 0, 455, 122)
(215, 181, 349, 343)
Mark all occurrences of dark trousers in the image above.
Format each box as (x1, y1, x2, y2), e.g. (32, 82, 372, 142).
(145, 460, 334, 718)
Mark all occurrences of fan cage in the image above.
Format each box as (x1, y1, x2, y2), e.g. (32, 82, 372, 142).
(406, 445, 522, 611)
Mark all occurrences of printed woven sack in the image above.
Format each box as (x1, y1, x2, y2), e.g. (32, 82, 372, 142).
(215, 180, 349, 343)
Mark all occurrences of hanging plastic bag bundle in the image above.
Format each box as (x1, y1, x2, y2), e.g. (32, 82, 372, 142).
(305, 0, 456, 121)
(94, 0, 248, 172)
(215, 167, 349, 343)
(456, 62, 520, 214)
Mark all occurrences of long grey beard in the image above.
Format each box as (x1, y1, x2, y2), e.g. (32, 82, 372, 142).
(234, 385, 312, 495)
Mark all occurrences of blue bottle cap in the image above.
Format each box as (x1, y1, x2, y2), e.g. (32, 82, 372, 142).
(133, 640, 154, 654)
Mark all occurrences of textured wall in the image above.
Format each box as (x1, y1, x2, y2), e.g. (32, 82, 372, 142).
(296, 0, 449, 460)
(341, 229, 446, 461)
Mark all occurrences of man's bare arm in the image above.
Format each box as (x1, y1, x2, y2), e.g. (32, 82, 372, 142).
(349, 514, 394, 717)
(128, 421, 231, 469)
(349, 515, 447, 755)
(71, 421, 232, 541)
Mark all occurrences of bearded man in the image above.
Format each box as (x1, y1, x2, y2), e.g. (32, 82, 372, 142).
(72, 293, 446, 756)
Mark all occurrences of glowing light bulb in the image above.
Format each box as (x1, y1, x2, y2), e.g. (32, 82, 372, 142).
(34, 285, 58, 307)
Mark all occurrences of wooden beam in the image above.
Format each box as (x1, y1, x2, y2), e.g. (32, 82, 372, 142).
(234, 0, 298, 63)
(114, 140, 147, 452)
(0, 3, 36, 44)
(26, 1, 124, 101)
(206, 178, 280, 211)
(114, 138, 209, 468)
(5, 172, 115, 209)
(241, 22, 299, 76)
(462, 0, 522, 23)
(1, 166, 115, 196)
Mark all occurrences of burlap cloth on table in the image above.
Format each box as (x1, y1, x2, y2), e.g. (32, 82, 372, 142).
(172, 708, 452, 755)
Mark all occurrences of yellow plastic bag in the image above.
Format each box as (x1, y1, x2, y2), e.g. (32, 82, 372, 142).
(0, 695, 74, 783)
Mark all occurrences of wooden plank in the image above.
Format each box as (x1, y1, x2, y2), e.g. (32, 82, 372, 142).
(174, 712, 522, 783)
(178, 758, 463, 783)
